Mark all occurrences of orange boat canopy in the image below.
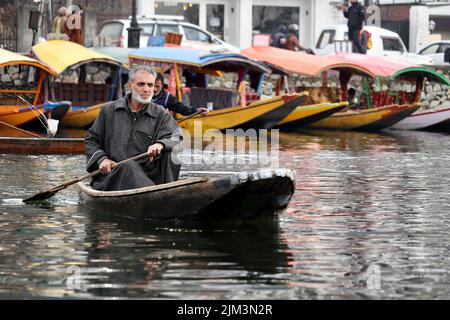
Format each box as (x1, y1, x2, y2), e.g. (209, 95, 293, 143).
(241, 46, 373, 77)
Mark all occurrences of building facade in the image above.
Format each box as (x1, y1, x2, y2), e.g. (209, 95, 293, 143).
(2, 0, 449, 53)
(137, 0, 347, 50)
(0, 0, 132, 52)
(376, 0, 450, 52)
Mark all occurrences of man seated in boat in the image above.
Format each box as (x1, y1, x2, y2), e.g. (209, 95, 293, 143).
(152, 73, 209, 116)
(85, 65, 182, 191)
(347, 87, 362, 110)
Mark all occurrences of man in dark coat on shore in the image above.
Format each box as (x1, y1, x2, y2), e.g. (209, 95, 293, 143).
(271, 25, 288, 49)
(152, 73, 209, 115)
(85, 65, 182, 191)
(341, 0, 366, 54)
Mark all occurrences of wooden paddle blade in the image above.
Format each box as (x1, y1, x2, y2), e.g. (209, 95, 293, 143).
(22, 190, 59, 203)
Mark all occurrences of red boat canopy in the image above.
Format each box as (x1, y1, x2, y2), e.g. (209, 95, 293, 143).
(241, 46, 373, 77)
(331, 53, 450, 84)
(331, 53, 418, 77)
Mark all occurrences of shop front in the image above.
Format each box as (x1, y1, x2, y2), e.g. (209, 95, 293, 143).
(137, 0, 325, 49)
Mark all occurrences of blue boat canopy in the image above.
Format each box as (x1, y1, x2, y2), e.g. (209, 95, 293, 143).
(128, 47, 271, 74)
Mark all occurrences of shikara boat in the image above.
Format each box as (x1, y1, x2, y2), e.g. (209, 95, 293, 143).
(128, 46, 305, 132)
(241, 46, 367, 130)
(32, 40, 128, 128)
(306, 53, 447, 130)
(300, 53, 443, 130)
(77, 168, 295, 221)
(0, 48, 63, 127)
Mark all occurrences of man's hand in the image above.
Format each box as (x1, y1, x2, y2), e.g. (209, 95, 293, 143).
(147, 143, 164, 161)
(99, 159, 117, 174)
(197, 107, 209, 115)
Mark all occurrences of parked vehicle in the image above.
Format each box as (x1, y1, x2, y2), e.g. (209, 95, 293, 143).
(315, 25, 434, 65)
(96, 15, 239, 53)
(418, 40, 450, 65)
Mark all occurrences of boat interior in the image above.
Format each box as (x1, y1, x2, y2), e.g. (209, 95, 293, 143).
(51, 62, 124, 107)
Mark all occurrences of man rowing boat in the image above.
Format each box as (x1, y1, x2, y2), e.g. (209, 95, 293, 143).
(85, 65, 182, 191)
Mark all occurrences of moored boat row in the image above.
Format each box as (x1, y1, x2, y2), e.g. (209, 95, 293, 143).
(6, 41, 450, 223)
(3, 41, 450, 157)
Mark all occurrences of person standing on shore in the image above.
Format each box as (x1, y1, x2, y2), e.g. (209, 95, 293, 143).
(340, 0, 366, 54)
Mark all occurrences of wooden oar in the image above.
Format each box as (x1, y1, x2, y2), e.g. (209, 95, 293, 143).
(23, 109, 204, 203)
(176, 109, 203, 124)
(23, 152, 149, 203)
(0, 120, 43, 138)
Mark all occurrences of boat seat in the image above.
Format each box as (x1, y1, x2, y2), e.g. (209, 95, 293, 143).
(187, 87, 238, 110)
(53, 82, 113, 106)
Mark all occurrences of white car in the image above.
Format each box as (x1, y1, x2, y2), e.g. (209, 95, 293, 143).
(418, 40, 450, 65)
(315, 24, 434, 65)
(96, 16, 239, 53)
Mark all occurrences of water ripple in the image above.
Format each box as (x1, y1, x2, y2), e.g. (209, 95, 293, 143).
(1, 130, 450, 299)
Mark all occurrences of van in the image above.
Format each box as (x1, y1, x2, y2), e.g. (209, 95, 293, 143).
(418, 40, 450, 65)
(315, 25, 434, 65)
(96, 15, 239, 53)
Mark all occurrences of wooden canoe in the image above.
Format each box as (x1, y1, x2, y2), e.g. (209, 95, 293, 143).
(0, 136, 85, 154)
(77, 168, 295, 221)
(307, 104, 420, 130)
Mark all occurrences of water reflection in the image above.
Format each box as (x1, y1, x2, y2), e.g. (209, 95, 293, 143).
(1, 130, 450, 299)
(276, 130, 450, 299)
(79, 213, 292, 299)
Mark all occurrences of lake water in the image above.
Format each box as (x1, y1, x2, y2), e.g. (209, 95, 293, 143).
(1, 129, 450, 299)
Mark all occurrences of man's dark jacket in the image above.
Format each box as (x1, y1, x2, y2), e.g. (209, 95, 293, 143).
(152, 90, 197, 115)
(85, 94, 182, 185)
(344, 2, 365, 29)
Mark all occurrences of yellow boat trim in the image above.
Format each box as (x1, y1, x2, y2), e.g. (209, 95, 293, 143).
(308, 105, 410, 130)
(178, 93, 306, 132)
(277, 101, 348, 126)
(61, 104, 104, 128)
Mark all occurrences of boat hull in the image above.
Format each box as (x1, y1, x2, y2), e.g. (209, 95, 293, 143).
(178, 94, 307, 132)
(60, 103, 104, 129)
(307, 104, 419, 130)
(276, 102, 348, 130)
(77, 169, 295, 221)
(0, 106, 45, 127)
(390, 106, 450, 131)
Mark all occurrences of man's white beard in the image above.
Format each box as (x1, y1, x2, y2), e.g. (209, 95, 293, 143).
(132, 89, 153, 104)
